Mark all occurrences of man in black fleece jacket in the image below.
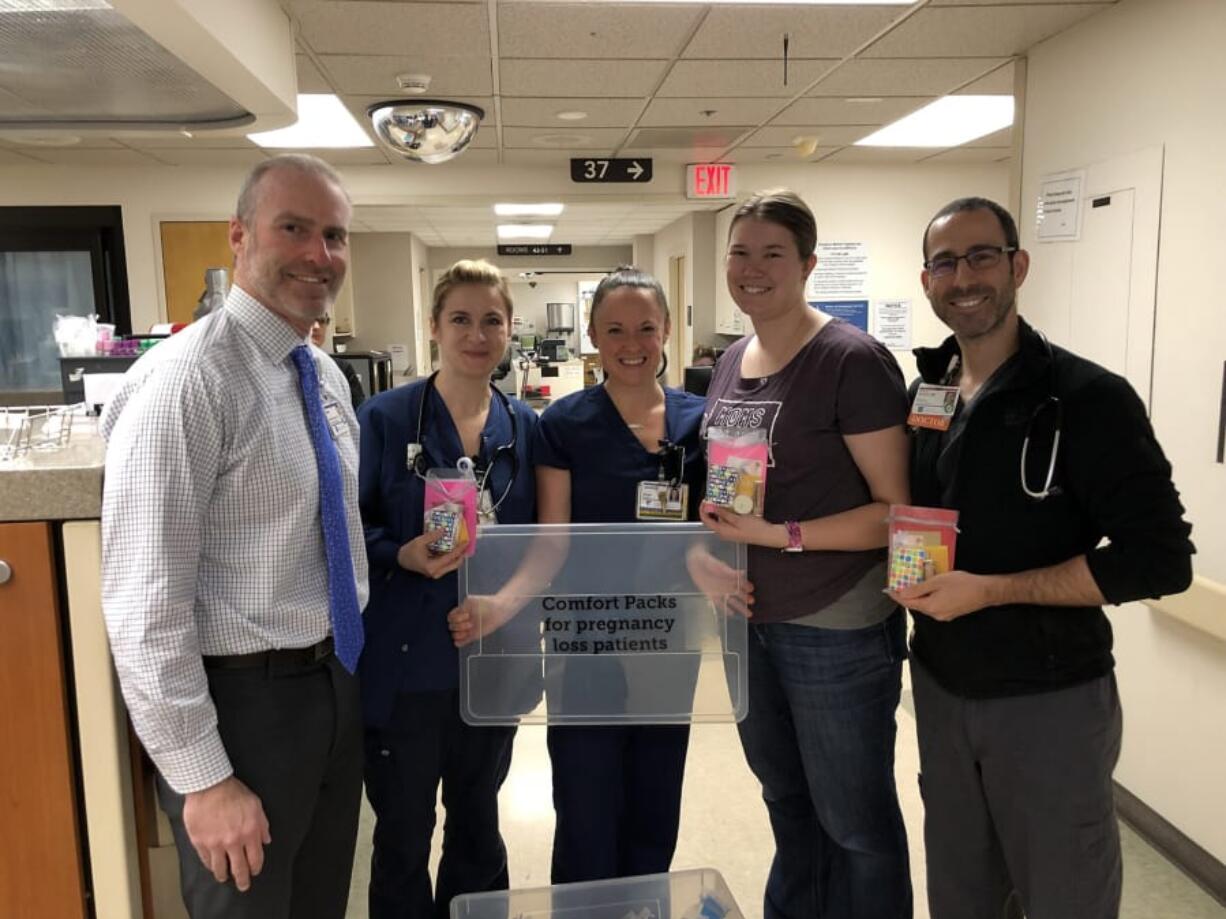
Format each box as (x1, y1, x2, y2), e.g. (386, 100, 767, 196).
(893, 197, 1194, 919)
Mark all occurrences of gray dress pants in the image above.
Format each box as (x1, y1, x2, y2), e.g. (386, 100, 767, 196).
(911, 659, 1123, 919)
(156, 652, 363, 919)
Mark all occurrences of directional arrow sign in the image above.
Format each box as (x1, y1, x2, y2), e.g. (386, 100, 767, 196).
(570, 157, 654, 183)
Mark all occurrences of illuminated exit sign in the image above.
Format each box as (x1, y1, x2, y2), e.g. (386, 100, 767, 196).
(686, 163, 736, 200)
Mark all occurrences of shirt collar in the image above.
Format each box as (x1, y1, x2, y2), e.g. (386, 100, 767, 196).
(225, 285, 309, 364)
(913, 315, 1051, 386)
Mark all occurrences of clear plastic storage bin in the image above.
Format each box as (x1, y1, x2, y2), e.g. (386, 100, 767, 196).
(450, 867, 744, 919)
(458, 523, 748, 726)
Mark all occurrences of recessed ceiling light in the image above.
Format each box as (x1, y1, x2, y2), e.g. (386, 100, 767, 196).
(248, 94, 374, 149)
(495, 203, 565, 216)
(556, 111, 589, 121)
(855, 95, 1014, 148)
(498, 224, 554, 240)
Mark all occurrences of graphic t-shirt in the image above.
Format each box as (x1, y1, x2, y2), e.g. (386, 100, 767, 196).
(703, 319, 908, 624)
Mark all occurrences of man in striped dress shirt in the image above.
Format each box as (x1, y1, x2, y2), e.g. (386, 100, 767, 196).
(101, 154, 369, 919)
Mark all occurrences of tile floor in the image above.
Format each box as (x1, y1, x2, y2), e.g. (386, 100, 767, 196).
(344, 678, 1226, 919)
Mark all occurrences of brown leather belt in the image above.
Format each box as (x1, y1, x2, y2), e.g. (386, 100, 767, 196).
(202, 636, 334, 671)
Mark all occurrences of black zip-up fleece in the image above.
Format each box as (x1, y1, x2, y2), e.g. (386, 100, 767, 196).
(908, 318, 1194, 698)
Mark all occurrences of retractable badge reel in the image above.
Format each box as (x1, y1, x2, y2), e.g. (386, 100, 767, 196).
(636, 441, 689, 521)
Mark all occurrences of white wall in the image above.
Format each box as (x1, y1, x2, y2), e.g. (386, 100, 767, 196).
(1019, 0, 1226, 861)
(698, 163, 1009, 382)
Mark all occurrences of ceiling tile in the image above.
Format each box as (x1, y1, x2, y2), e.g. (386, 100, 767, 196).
(775, 96, 932, 126)
(619, 147, 728, 165)
(808, 58, 1008, 96)
(501, 97, 644, 128)
(629, 125, 751, 150)
(501, 60, 668, 98)
(640, 98, 781, 128)
(296, 55, 332, 93)
(955, 61, 1015, 94)
(295, 2, 488, 56)
(498, 3, 702, 59)
(724, 147, 827, 164)
(929, 0, 1114, 6)
(0, 148, 44, 165)
(501, 149, 585, 166)
(685, 5, 902, 59)
(863, 4, 1111, 58)
(24, 148, 167, 165)
(659, 60, 838, 98)
(818, 146, 933, 164)
(146, 149, 270, 166)
(921, 147, 1012, 164)
(325, 55, 493, 96)
(308, 148, 392, 166)
(742, 124, 875, 147)
(119, 133, 257, 149)
(502, 127, 628, 150)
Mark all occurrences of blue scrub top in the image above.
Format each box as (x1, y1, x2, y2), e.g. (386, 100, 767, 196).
(534, 385, 706, 523)
(357, 378, 538, 728)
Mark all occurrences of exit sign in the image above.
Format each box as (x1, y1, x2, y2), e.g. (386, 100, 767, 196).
(686, 163, 736, 200)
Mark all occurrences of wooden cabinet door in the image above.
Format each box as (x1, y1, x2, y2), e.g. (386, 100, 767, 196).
(0, 523, 87, 919)
(160, 221, 233, 326)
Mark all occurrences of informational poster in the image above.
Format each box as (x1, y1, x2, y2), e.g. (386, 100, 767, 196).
(814, 299, 868, 333)
(873, 299, 911, 350)
(806, 241, 868, 300)
(1037, 170, 1085, 241)
(577, 280, 598, 355)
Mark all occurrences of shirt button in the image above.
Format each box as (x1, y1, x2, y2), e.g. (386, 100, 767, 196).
(400, 644, 409, 652)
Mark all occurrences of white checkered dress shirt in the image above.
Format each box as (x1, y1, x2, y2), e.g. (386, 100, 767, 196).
(100, 286, 369, 794)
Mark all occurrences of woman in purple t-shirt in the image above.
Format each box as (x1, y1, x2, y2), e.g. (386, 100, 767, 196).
(700, 189, 913, 919)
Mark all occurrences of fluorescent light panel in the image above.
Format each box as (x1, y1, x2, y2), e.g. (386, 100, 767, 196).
(248, 94, 374, 149)
(856, 95, 1014, 148)
(494, 203, 565, 217)
(579, 0, 904, 4)
(498, 224, 554, 240)
(0, 1, 110, 9)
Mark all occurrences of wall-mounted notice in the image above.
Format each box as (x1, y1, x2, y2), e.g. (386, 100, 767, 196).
(806, 241, 868, 300)
(873, 299, 911, 350)
(814, 299, 868, 333)
(578, 280, 599, 355)
(1037, 170, 1085, 241)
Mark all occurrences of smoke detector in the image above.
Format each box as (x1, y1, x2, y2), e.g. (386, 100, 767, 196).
(395, 74, 432, 95)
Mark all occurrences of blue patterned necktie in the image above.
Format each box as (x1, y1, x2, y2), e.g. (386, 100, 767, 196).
(290, 345, 364, 672)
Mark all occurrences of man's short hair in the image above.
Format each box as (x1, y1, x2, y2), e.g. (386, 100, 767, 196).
(235, 153, 350, 225)
(922, 197, 1020, 259)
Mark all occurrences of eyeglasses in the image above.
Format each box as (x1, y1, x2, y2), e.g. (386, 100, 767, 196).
(924, 245, 1017, 279)
(316, 315, 332, 326)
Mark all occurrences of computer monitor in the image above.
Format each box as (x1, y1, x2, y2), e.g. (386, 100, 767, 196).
(683, 365, 713, 397)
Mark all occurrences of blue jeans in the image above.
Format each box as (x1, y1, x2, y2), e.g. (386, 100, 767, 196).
(738, 610, 912, 919)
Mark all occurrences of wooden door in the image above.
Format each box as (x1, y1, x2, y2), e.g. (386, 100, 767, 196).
(0, 522, 87, 919)
(160, 221, 233, 326)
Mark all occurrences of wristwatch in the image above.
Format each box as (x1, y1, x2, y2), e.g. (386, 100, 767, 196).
(782, 520, 804, 553)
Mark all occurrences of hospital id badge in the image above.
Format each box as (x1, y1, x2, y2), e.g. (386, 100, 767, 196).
(908, 384, 960, 432)
(323, 400, 347, 440)
(636, 481, 689, 521)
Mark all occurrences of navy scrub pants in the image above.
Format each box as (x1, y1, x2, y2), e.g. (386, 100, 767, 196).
(363, 689, 516, 919)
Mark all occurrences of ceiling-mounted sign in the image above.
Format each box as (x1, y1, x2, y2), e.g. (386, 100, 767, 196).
(570, 158, 653, 183)
(686, 163, 736, 200)
(497, 244, 573, 256)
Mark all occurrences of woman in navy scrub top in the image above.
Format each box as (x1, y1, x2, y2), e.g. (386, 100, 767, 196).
(357, 259, 537, 919)
(533, 266, 706, 884)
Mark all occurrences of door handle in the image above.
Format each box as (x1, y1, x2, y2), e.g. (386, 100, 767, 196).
(0, 560, 11, 585)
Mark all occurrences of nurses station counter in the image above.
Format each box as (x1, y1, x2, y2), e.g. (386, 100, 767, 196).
(0, 415, 182, 919)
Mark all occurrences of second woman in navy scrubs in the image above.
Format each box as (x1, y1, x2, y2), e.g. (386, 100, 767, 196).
(357, 259, 537, 919)
(533, 265, 706, 883)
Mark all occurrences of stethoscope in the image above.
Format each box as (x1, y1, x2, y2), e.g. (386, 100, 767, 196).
(941, 335, 1063, 502)
(405, 371, 520, 519)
